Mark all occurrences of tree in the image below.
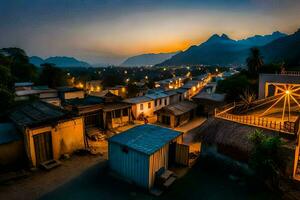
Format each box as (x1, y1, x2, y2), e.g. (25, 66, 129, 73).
(246, 48, 263, 76)
(1, 47, 37, 82)
(248, 130, 283, 180)
(39, 63, 68, 88)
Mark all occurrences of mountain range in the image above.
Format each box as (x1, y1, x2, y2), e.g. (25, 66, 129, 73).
(157, 31, 291, 66)
(30, 56, 92, 67)
(121, 52, 179, 66)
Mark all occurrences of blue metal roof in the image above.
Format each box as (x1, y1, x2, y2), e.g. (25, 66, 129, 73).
(0, 123, 21, 144)
(109, 124, 182, 155)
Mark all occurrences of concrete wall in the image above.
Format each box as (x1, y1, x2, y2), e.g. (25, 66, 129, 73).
(0, 140, 24, 166)
(259, 74, 300, 99)
(25, 117, 85, 167)
(154, 97, 170, 111)
(132, 100, 155, 119)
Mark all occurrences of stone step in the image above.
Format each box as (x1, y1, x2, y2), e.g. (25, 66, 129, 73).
(40, 159, 61, 170)
(163, 176, 176, 188)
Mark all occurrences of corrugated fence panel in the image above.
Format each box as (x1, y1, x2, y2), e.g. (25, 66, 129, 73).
(175, 143, 189, 166)
(148, 144, 169, 189)
(109, 142, 149, 189)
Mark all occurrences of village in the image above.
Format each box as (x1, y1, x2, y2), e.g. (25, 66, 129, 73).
(0, 63, 300, 199)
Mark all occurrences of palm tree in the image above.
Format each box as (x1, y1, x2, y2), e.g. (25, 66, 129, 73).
(246, 47, 263, 75)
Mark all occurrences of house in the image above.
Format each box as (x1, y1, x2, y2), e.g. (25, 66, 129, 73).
(0, 123, 24, 167)
(9, 101, 85, 168)
(145, 91, 170, 111)
(65, 92, 132, 132)
(156, 101, 197, 128)
(174, 88, 188, 100)
(181, 80, 202, 99)
(85, 80, 102, 93)
(57, 87, 85, 101)
(14, 82, 34, 91)
(106, 85, 127, 98)
(108, 124, 187, 190)
(193, 92, 225, 116)
(15, 86, 60, 106)
(123, 96, 154, 120)
(155, 77, 186, 90)
(163, 90, 183, 104)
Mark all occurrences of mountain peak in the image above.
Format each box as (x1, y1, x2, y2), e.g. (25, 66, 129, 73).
(221, 34, 230, 40)
(205, 33, 233, 43)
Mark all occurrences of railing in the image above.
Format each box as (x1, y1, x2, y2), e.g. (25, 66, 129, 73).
(281, 71, 300, 76)
(215, 104, 299, 135)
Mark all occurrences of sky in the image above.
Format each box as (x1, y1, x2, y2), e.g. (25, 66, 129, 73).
(0, 0, 300, 65)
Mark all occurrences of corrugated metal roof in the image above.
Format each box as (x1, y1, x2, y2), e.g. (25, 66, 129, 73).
(123, 96, 152, 104)
(10, 101, 66, 128)
(109, 124, 182, 155)
(157, 101, 197, 116)
(193, 92, 225, 102)
(145, 92, 168, 100)
(0, 123, 21, 144)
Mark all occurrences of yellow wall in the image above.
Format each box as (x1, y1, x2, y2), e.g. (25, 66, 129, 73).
(64, 91, 85, 99)
(132, 100, 155, 119)
(26, 117, 85, 167)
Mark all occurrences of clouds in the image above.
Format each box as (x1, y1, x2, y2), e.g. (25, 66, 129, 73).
(0, 0, 299, 64)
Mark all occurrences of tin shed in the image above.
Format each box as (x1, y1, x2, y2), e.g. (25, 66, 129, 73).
(108, 124, 183, 189)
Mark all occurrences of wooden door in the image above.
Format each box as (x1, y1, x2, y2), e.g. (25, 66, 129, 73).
(175, 143, 189, 166)
(33, 132, 53, 166)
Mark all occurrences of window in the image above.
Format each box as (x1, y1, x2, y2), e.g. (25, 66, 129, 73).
(123, 108, 128, 116)
(140, 103, 143, 110)
(158, 99, 161, 105)
(164, 98, 167, 105)
(155, 100, 158, 106)
(115, 109, 121, 118)
(148, 102, 151, 109)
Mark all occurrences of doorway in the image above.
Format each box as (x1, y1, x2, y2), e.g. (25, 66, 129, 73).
(33, 132, 53, 166)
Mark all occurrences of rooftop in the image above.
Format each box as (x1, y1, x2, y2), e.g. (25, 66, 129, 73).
(123, 96, 152, 104)
(0, 123, 21, 144)
(57, 87, 83, 93)
(65, 96, 104, 106)
(109, 124, 182, 155)
(14, 82, 34, 87)
(193, 92, 225, 102)
(157, 101, 197, 116)
(145, 92, 168, 100)
(10, 101, 67, 128)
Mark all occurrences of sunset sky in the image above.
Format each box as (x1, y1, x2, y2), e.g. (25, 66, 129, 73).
(0, 0, 300, 64)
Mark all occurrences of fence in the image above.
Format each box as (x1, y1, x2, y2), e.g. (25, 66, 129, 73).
(281, 71, 300, 76)
(215, 104, 299, 135)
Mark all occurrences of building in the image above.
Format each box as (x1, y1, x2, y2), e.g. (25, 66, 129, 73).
(65, 92, 132, 132)
(155, 77, 186, 90)
(146, 91, 170, 111)
(108, 124, 185, 190)
(123, 96, 154, 120)
(174, 88, 188, 100)
(163, 90, 183, 105)
(14, 82, 34, 91)
(156, 101, 197, 128)
(85, 80, 102, 93)
(106, 85, 127, 98)
(57, 87, 85, 101)
(15, 86, 60, 106)
(9, 101, 85, 168)
(258, 73, 300, 99)
(193, 91, 225, 116)
(0, 123, 24, 167)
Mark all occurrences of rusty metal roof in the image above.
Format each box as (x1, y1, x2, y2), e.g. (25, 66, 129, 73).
(157, 101, 197, 116)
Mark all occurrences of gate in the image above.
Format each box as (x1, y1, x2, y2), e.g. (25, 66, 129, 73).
(175, 143, 189, 166)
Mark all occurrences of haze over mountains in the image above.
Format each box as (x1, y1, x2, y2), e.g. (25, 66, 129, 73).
(29, 29, 300, 68)
(30, 56, 92, 67)
(157, 31, 291, 66)
(121, 52, 179, 66)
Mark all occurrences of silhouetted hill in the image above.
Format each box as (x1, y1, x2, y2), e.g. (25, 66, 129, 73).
(30, 56, 91, 67)
(121, 52, 179, 66)
(157, 31, 287, 66)
(261, 29, 300, 65)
